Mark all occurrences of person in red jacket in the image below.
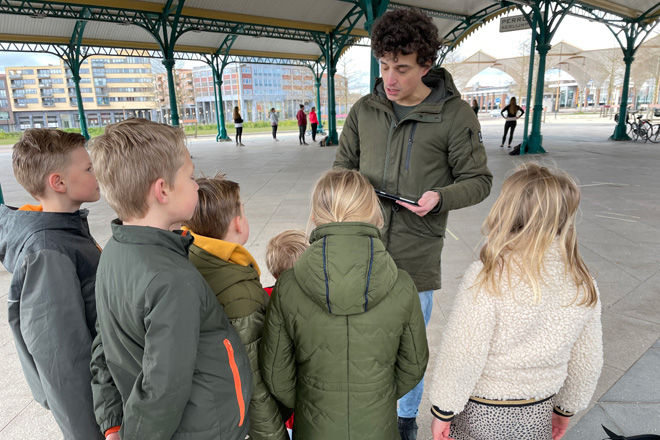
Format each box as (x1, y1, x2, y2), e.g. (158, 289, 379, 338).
(296, 105, 308, 145)
(309, 107, 319, 142)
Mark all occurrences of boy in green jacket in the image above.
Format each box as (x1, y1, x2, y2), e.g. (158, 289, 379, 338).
(88, 119, 252, 440)
(183, 174, 288, 440)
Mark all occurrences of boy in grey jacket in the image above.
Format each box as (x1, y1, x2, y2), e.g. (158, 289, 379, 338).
(0, 129, 105, 439)
(89, 119, 253, 440)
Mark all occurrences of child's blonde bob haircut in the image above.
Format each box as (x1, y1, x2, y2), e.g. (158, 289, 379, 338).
(310, 169, 384, 229)
(476, 162, 597, 306)
(266, 229, 309, 279)
(12, 129, 86, 198)
(88, 118, 188, 221)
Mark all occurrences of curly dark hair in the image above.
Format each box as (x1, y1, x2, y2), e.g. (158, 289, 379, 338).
(371, 8, 441, 67)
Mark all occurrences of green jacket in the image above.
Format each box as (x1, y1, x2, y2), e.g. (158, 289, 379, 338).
(90, 222, 252, 440)
(188, 234, 288, 440)
(260, 223, 429, 440)
(334, 68, 492, 291)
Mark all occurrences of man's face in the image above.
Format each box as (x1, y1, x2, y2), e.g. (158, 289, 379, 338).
(380, 52, 431, 106)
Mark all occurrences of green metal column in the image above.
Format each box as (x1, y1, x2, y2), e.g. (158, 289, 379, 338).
(526, 40, 549, 154)
(520, 19, 537, 155)
(610, 53, 635, 140)
(360, 0, 389, 91)
(314, 77, 325, 134)
(0, 183, 4, 205)
(326, 33, 338, 144)
(211, 61, 230, 141)
(162, 59, 180, 127)
(72, 71, 89, 140)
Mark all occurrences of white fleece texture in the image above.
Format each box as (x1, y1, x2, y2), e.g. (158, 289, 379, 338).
(429, 244, 603, 415)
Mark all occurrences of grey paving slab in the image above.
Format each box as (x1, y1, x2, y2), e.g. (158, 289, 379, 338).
(601, 312, 660, 371)
(601, 348, 660, 402)
(610, 270, 660, 325)
(600, 403, 660, 436)
(1, 121, 660, 439)
(562, 404, 621, 440)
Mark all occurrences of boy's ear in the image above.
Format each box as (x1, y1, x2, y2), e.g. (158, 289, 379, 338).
(233, 215, 243, 234)
(152, 178, 169, 204)
(47, 173, 67, 194)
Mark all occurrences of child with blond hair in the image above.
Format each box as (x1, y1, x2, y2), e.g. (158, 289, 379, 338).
(264, 229, 309, 296)
(88, 119, 252, 440)
(182, 174, 288, 440)
(260, 169, 429, 440)
(429, 163, 603, 440)
(0, 129, 104, 439)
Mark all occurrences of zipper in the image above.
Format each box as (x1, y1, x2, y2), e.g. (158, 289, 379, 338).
(223, 339, 245, 427)
(404, 122, 418, 171)
(381, 120, 397, 189)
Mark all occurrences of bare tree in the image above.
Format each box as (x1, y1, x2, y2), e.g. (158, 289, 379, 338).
(441, 49, 469, 90)
(337, 56, 369, 113)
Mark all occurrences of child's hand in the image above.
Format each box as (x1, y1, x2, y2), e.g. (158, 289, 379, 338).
(552, 413, 570, 439)
(396, 191, 440, 217)
(431, 418, 454, 440)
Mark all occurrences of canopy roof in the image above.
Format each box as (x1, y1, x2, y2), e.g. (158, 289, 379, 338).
(0, 1, 659, 67)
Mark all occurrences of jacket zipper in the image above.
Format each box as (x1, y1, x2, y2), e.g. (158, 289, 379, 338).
(404, 122, 418, 171)
(223, 339, 245, 427)
(381, 120, 397, 189)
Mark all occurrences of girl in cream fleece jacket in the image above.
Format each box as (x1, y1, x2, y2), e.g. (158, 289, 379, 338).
(429, 163, 603, 440)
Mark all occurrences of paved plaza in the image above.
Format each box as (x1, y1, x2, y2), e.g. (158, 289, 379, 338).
(0, 118, 659, 439)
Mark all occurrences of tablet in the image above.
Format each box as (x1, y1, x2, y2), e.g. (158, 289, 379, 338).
(375, 190, 420, 206)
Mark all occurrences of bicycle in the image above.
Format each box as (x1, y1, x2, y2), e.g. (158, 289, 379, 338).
(627, 112, 653, 142)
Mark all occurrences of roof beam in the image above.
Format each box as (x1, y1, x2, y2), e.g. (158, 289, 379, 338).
(0, 0, 368, 38)
(0, 33, 319, 60)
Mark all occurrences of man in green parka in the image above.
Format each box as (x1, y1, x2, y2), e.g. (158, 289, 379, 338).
(333, 9, 493, 440)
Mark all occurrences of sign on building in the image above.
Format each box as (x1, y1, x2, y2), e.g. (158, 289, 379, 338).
(500, 15, 531, 32)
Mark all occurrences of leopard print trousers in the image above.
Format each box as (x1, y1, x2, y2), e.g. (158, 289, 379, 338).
(450, 396, 554, 440)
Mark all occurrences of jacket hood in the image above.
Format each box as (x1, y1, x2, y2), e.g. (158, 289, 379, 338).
(372, 67, 459, 109)
(293, 222, 399, 316)
(0, 204, 91, 272)
(182, 227, 260, 275)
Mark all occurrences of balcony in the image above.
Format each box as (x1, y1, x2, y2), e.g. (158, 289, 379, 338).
(39, 81, 53, 88)
(14, 101, 27, 108)
(41, 91, 54, 97)
(43, 101, 55, 107)
(11, 82, 24, 89)
(9, 73, 22, 80)
(37, 72, 50, 79)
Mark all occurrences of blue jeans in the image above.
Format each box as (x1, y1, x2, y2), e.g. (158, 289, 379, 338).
(397, 289, 433, 418)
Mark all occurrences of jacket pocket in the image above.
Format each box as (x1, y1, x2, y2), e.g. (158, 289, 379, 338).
(404, 122, 418, 171)
(223, 339, 246, 427)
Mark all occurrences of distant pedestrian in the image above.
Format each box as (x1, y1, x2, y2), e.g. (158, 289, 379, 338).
(472, 99, 479, 116)
(233, 106, 244, 146)
(500, 97, 524, 149)
(309, 107, 319, 142)
(296, 104, 308, 145)
(270, 108, 279, 142)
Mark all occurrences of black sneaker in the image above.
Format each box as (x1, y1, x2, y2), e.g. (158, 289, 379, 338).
(500, 145, 504, 148)
(398, 417, 418, 440)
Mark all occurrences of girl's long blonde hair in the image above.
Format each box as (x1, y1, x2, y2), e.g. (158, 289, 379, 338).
(310, 170, 384, 229)
(507, 97, 518, 114)
(233, 106, 240, 120)
(475, 163, 597, 306)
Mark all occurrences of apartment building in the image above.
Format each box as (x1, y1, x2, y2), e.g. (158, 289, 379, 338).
(192, 64, 348, 124)
(0, 74, 14, 131)
(5, 56, 157, 131)
(154, 68, 196, 124)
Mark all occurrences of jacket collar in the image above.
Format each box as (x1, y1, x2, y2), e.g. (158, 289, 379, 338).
(110, 219, 193, 258)
(309, 222, 381, 244)
(181, 227, 260, 275)
(368, 67, 458, 118)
